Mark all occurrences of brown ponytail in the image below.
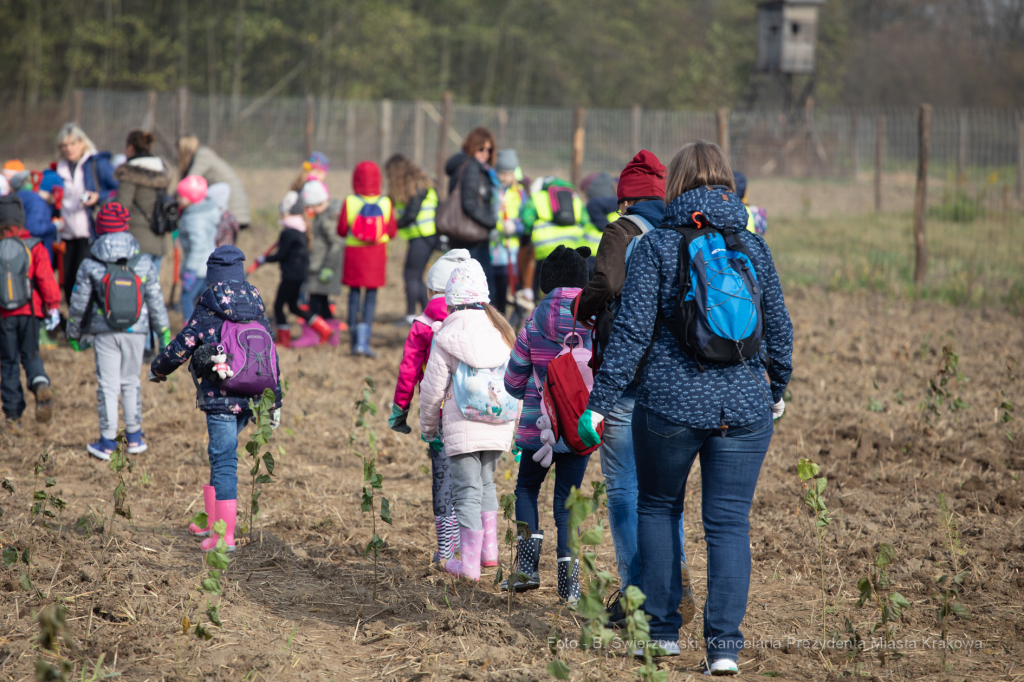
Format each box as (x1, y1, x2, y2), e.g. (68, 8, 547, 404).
(126, 129, 155, 155)
(484, 303, 517, 349)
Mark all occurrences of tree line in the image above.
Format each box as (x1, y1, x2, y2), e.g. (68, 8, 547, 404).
(2, 0, 1022, 113)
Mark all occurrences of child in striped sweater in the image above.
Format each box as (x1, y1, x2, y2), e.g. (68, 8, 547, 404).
(502, 245, 592, 603)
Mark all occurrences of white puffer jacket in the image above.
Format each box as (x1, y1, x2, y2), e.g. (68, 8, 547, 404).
(418, 309, 517, 457)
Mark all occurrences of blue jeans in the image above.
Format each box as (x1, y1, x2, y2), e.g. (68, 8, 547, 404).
(633, 403, 773, 659)
(347, 287, 378, 330)
(206, 412, 251, 501)
(181, 271, 206, 325)
(601, 388, 686, 589)
(515, 448, 591, 558)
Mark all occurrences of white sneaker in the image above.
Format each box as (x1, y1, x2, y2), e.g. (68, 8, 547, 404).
(633, 640, 681, 657)
(704, 659, 739, 676)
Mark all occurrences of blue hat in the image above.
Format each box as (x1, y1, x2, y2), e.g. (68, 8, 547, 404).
(38, 169, 64, 194)
(206, 245, 246, 283)
(733, 171, 747, 200)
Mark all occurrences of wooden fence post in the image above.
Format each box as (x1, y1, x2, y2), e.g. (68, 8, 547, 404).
(571, 107, 586, 187)
(497, 107, 508, 148)
(305, 94, 315, 159)
(956, 110, 967, 189)
(413, 100, 425, 167)
(380, 98, 392, 164)
(874, 114, 885, 213)
(1017, 119, 1023, 202)
(72, 89, 83, 125)
(345, 101, 356, 170)
(143, 90, 158, 132)
(631, 104, 641, 153)
(436, 92, 452, 199)
(716, 107, 730, 160)
(176, 86, 189, 138)
(913, 104, 932, 284)
(850, 111, 859, 180)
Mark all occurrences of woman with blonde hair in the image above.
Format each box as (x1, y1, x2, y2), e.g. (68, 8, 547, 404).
(55, 123, 118, 302)
(578, 141, 794, 672)
(177, 135, 251, 228)
(386, 153, 438, 322)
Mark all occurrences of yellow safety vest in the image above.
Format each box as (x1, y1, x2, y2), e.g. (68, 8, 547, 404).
(744, 205, 756, 234)
(605, 211, 619, 225)
(578, 222, 603, 250)
(344, 194, 393, 247)
(495, 184, 526, 252)
(397, 189, 438, 240)
(530, 189, 585, 260)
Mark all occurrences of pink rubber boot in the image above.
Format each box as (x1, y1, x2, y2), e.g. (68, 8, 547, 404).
(188, 485, 215, 536)
(481, 511, 499, 567)
(445, 527, 483, 580)
(201, 499, 237, 552)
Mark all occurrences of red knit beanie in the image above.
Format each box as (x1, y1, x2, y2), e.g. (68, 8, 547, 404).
(352, 160, 381, 196)
(617, 150, 666, 202)
(95, 202, 131, 234)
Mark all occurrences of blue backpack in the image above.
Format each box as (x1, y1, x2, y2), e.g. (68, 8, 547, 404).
(661, 216, 763, 366)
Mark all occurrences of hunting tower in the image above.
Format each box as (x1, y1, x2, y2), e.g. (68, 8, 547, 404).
(755, 0, 825, 75)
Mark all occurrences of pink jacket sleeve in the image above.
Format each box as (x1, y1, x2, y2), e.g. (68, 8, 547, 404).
(418, 341, 452, 437)
(394, 321, 433, 410)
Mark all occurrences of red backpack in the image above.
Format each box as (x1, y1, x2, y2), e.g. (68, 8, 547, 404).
(533, 327, 603, 456)
(350, 197, 387, 243)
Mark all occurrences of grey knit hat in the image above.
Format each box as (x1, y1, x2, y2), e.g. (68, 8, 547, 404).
(495, 149, 520, 172)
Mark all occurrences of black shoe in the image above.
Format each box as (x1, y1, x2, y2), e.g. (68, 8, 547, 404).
(557, 557, 580, 604)
(605, 589, 628, 629)
(501, 532, 543, 592)
(680, 561, 696, 625)
(32, 382, 53, 424)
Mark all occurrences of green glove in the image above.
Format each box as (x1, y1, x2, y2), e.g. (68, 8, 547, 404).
(388, 404, 411, 434)
(319, 267, 334, 283)
(578, 409, 604, 448)
(421, 431, 443, 452)
(69, 339, 82, 352)
(159, 327, 171, 350)
(511, 445, 522, 463)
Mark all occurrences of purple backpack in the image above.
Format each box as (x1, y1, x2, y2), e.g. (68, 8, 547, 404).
(217, 320, 278, 395)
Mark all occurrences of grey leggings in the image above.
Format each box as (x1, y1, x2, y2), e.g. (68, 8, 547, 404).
(448, 450, 500, 530)
(430, 445, 454, 517)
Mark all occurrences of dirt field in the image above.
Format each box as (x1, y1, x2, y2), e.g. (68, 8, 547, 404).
(2, 223, 1023, 682)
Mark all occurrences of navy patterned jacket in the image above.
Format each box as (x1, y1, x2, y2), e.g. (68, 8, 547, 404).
(587, 185, 793, 429)
(151, 280, 283, 415)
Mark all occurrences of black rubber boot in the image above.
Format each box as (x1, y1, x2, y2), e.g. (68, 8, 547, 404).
(557, 556, 580, 604)
(501, 532, 542, 592)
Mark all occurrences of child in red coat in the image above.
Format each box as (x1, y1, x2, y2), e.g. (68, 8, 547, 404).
(0, 195, 60, 425)
(337, 161, 396, 357)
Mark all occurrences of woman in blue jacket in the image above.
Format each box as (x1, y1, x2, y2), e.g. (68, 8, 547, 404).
(580, 141, 793, 674)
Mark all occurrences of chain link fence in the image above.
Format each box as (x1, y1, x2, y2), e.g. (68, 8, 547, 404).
(2, 89, 1022, 307)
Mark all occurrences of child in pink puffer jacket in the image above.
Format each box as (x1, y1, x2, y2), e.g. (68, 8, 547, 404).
(419, 258, 519, 581)
(389, 248, 469, 564)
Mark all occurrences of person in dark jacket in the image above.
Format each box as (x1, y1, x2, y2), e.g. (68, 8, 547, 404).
(444, 127, 499, 304)
(581, 172, 620, 233)
(572, 150, 697, 628)
(150, 246, 283, 552)
(115, 130, 172, 265)
(578, 141, 793, 671)
(386, 154, 439, 322)
(257, 206, 319, 348)
(2, 164, 58, 262)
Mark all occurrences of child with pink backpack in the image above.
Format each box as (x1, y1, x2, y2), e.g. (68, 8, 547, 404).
(502, 245, 593, 603)
(149, 246, 282, 552)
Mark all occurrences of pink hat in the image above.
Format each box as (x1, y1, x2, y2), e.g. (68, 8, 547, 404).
(177, 175, 208, 204)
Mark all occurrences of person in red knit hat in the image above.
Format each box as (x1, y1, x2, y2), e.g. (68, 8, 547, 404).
(337, 161, 397, 357)
(572, 149, 696, 629)
(0, 194, 61, 426)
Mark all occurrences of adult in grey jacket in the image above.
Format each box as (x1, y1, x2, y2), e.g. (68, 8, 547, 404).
(178, 135, 251, 226)
(115, 130, 172, 261)
(64, 205, 170, 460)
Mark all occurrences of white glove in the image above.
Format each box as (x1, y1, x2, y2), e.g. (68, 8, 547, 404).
(771, 399, 785, 420)
(44, 309, 61, 332)
(210, 354, 235, 381)
(270, 409, 281, 430)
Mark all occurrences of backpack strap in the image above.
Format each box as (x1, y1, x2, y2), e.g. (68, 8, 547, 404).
(620, 213, 653, 234)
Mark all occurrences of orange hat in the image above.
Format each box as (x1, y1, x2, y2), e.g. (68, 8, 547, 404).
(3, 160, 26, 173)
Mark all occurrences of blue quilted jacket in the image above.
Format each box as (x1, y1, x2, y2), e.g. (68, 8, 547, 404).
(587, 185, 793, 429)
(151, 280, 282, 415)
